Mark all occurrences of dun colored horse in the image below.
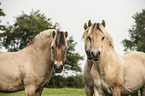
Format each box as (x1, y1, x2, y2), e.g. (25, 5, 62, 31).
(0, 29, 68, 96)
(83, 20, 145, 96)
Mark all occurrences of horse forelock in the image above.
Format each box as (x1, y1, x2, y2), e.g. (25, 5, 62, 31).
(85, 23, 102, 37)
(55, 31, 66, 48)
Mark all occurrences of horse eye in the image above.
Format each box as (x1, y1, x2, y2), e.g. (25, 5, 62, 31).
(88, 36, 91, 41)
(51, 46, 54, 49)
(102, 37, 105, 40)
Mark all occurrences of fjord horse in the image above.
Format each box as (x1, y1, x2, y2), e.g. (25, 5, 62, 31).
(83, 20, 145, 96)
(0, 29, 68, 96)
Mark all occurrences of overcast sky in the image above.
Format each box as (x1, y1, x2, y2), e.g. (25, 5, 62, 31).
(1, 0, 145, 74)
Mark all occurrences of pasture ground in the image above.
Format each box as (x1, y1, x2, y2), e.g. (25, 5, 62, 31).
(0, 88, 141, 96)
(0, 88, 85, 96)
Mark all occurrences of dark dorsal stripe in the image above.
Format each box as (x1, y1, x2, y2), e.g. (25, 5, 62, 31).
(91, 23, 102, 33)
(97, 23, 100, 29)
(92, 23, 97, 29)
(55, 31, 65, 48)
(97, 23, 103, 33)
(90, 23, 97, 33)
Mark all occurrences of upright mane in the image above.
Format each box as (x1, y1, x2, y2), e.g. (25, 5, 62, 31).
(99, 23, 114, 48)
(28, 29, 56, 45)
(83, 22, 114, 48)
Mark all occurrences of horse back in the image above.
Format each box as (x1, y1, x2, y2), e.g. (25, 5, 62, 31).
(124, 51, 145, 64)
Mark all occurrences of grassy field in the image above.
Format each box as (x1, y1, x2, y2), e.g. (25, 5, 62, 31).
(0, 88, 141, 96)
(0, 88, 85, 96)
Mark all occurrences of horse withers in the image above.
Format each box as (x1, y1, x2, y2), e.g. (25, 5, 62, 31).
(82, 20, 145, 96)
(0, 29, 68, 96)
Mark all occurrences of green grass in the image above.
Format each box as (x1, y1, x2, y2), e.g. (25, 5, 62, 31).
(0, 88, 85, 96)
(0, 88, 141, 96)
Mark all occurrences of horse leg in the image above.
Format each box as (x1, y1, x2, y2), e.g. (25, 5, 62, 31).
(25, 85, 36, 96)
(85, 84, 94, 96)
(94, 86, 99, 96)
(131, 92, 138, 96)
(141, 85, 145, 96)
(35, 88, 43, 96)
(95, 88, 107, 96)
(112, 86, 121, 96)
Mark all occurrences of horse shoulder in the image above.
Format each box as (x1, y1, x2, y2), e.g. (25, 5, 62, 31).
(96, 54, 125, 91)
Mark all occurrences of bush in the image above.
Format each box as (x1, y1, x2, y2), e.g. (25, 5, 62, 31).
(46, 74, 84, 88)
(66, 74, 84, 88)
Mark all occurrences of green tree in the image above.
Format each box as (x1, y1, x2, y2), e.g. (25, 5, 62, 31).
(122, 9, 145, 52)
(0, 3, 5, 17)
(0, 10, 83, 73)
(0, 2, 6, 31)
(64, 36, 83, 73)
(0, 10, 59, 52)
(47, 74, 84, 88)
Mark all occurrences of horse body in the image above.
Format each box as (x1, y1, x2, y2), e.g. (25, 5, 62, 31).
(91, 44, 145, 95)
(83, 20, 145, 96)
(0, 34, 53, 93)
(0, 29, 68, 96)
(122, 51, 145, 94)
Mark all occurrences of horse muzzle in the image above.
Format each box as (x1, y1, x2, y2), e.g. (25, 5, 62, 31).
(54, 64, 63, 73)
(54, 61, 63, 73)
(91, 51, 101, 61)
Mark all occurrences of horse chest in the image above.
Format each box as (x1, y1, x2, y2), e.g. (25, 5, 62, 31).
(94, 74, 112, 94)
(91, 65, 122, 94)
(100, 78, 112, 93)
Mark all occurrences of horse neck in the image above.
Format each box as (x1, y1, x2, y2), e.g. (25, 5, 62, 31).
(32, 39, 52, 63)
(102, 40, 118, 59)
(86, 59, 94, 70)
(95, 39, 120, 75)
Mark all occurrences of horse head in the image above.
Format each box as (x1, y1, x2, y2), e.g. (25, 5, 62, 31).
(83, 20, 106, 61)
(51, 31, 68, 73)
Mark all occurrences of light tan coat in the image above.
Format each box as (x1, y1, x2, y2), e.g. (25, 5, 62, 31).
(0, 29, 68, 96)
(83, 20, 145, 96)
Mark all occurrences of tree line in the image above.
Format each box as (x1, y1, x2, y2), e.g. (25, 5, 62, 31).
(46, 74, 84, 88)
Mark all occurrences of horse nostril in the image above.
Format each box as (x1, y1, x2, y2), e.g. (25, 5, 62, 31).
(91, 52, 94, 57)
(91, 51, 100, 58)
(54, 64, 56, 69)
(86, 51, 90, 56)
(98, 51, 100, 56)
(97, 51, 101, 58)
(60, 65, 63, 70)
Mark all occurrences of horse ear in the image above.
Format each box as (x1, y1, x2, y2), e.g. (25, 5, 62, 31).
(84, 23, 88, 30)
(52, 31, 56, 38)
(88, 20, 92, 27)
(65, 31, 68, 38)
(101, 20, 106, 27)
